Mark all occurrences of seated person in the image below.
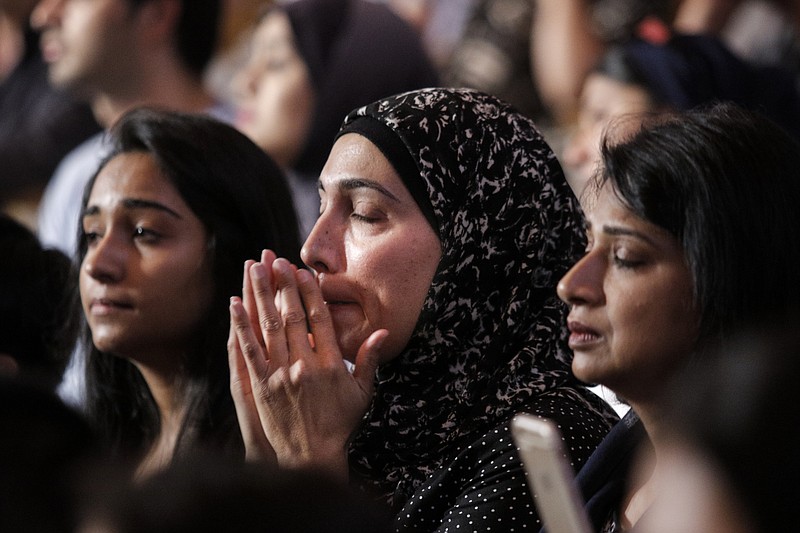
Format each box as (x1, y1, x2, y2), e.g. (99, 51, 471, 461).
(77, 108, 300, 479)
(557, 103, 800, 531)
(228, 88, 618, 529)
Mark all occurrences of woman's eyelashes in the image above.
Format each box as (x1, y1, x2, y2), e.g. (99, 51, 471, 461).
(81, 218, 104, 246)
(351, 200, 389, 225)
(350, 202, 385, 224)
(350, 212, 379, 223)
(319, 192, 387, 224)
(583, 234, 646, 269)
(610, 238, 650, 269)
(132, 225, 163, 244)
(82, 229, 101, 246)
(81, 222, 165, 247)
(612, 249, 644, 269)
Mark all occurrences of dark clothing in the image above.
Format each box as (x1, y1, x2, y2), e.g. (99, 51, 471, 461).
(538, 411, 646, 533)
(0, 28, 99, 203)
(397, 388, 617, 532)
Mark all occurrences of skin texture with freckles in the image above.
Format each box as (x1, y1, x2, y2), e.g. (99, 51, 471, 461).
(301, 133, 442, 363)
(557, 184, 699, 404)
(80, 152, 214, 372)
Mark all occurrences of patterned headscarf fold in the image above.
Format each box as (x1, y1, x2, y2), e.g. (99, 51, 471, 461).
(340, 88, 586, 506)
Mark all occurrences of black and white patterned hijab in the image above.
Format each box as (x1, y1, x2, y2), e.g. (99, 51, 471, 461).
(340, 88, 586, 505)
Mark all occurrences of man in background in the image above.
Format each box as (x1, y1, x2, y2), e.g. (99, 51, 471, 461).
(33, 0, 228, 254)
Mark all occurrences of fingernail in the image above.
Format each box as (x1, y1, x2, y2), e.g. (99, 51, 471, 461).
(273, 258, 290, 274)
(229, 298, 243, 317)
(296, 268, 313, 283)
(371, 330, 388, 350)
(250, 262, 267, 280)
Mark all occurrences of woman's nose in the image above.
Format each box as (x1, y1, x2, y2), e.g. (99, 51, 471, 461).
(82, 234, 126, 284)
(31, 0, 65, 30)
(300, 212, 341, 274)
(232, 63, 259, 102)
(557, 251, 605, 307)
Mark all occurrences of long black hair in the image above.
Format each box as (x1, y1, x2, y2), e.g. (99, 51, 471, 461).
(79, 108, 301, 463)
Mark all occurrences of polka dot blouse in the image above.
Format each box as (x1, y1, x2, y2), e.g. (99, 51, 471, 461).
(394, 387, 617, 532)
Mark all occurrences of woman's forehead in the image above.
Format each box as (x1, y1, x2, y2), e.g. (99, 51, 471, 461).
(320, 135, 407, 198)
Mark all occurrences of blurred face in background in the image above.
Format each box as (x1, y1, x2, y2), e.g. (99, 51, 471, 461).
(31, 0, 142, 97)
(234, 10, 316, 169)
(562, 73, 655, 199)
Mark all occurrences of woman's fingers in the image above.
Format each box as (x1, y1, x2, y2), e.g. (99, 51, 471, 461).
(270, 258, 313, 362)
(249, 260, 290, 368)
(230, 296, 270, 380)
(353, 329, 387, 394)
(242, 260, 264, 349)
(227, 301, 276, 463)
(295, 267, 338, 359)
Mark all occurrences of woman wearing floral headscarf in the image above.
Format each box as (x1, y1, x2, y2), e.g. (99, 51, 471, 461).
(228, 88, 617, 530)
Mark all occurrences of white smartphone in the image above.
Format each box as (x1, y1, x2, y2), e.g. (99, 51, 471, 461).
(511, 414, 593, 533)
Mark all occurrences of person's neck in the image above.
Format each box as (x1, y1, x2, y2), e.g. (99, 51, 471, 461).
(616, 395, 670, 530)
(132, 356, 188, 480)
(92, 60, 215, 128)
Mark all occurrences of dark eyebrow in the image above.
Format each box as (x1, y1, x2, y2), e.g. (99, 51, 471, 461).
(82, 198, 183, 220)
(601, 224, 658, 246)
(318, 177, 400, 203)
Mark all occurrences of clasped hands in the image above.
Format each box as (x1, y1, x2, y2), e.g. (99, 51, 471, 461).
(227, 250, 388, 480)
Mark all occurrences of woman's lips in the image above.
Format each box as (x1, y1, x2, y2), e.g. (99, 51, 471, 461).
(567, 320, 602, 349)
(324, 300, 358, 310)
(235, 108, 255, 129)
(89, 298, 133, 316)
(39, 35, 63, 64)
(320, 280, 361, 316)
(322, 299, 361, 321)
